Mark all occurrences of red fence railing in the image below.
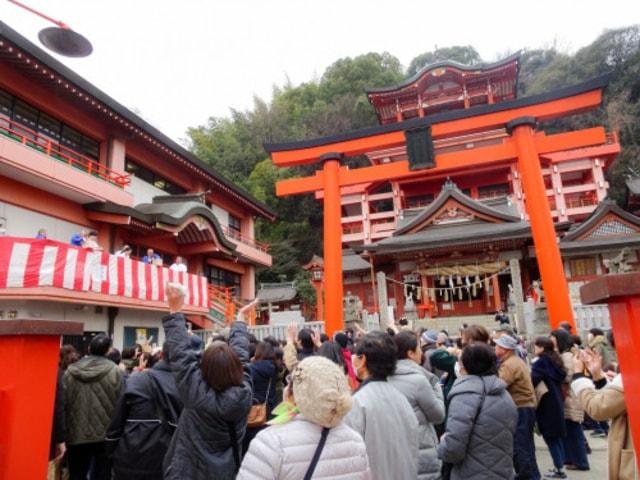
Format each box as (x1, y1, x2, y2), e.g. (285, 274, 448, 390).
(0, 114, 130, 188)
(221, 226, 269, 253)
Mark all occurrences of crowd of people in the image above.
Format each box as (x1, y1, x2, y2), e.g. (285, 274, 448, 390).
(47, 286, 633, 480)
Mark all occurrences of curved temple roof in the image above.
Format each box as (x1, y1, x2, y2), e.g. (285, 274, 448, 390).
(365, 51, 521, 95)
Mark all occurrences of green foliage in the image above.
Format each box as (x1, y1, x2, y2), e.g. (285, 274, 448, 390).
(406, 46, 481, 76)
(187, 29, 640, 291)
(294, 270, 316, 308)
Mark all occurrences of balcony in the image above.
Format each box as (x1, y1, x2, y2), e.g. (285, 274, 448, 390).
(221, 226, 272, 267)
(0, 237, 209, 315)
(0, 115, 133, 206)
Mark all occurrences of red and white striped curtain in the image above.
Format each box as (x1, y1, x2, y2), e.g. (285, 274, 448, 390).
(0, 237, 209, 309)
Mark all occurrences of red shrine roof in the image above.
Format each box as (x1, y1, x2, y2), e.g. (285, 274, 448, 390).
(367, 52, 521, 125)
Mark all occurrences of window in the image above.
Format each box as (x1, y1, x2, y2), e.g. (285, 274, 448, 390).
(206, 266, 241, 296)
(569, 257, 597, 277)
(0, 88, 100, 160)
(406, 193, 434, 209)
(125, 158, 187, 195)
(228, 214, 241, 234)
(478, 183, 510, 199)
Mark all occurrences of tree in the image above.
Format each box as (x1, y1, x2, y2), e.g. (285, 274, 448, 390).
(406, 46, 481, 76)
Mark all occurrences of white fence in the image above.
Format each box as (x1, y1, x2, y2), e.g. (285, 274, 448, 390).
(194, 321, 325, 343)
(574, 304, 611, 333)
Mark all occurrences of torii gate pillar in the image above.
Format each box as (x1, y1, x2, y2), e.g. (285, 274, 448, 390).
(321, 153, 344, 335)
(508, 117, 575, 329)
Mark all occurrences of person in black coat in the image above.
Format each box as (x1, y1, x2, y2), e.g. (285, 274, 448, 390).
(105, 344, 183, 480)
(243, 341, 279, 452)
(161, 284, 253, 480)
(49, 367, 66, 463)
(531, 336, 567, 478)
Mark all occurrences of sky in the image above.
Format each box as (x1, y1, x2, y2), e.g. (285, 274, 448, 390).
(2, 0, 639, 145)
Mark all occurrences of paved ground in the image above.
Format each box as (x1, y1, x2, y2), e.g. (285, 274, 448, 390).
(535, 433, 608, 478)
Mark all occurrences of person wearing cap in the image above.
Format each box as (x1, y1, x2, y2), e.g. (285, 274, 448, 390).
(420, 330, 440, 374)
(237, 356, 370, 479)
(495, 335, 539, 479)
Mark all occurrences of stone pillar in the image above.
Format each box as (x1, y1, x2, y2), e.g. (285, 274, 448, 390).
(509, 258, 526, 334)
(376, 271, 389, 328)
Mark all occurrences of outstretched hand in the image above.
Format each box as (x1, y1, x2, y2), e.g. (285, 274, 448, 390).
(581, 348, 604, 381)
(287, 322, 298, 344)
(167, 283, 185, 314)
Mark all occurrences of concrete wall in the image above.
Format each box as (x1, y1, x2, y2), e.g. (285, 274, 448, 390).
(0, 201, 90, 243)
(125, 176, 167, 205)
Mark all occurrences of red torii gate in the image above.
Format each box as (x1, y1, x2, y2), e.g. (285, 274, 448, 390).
(266, 75, 612, 335)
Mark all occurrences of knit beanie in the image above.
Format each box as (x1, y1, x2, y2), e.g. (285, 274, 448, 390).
(291, 356, 352, 428)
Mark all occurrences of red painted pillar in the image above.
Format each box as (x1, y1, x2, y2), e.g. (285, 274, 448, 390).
(0, 320, 83, 480)
(322, 153, 344, 335)
(508, 117, 575, 331)
(581, 273, 640, 473)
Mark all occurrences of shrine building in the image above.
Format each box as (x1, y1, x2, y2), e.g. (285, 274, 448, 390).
(310, 53, 640, 328)
(0, 22, 274, 350)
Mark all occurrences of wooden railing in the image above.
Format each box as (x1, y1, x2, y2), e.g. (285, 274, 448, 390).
(208, 284, 257, 325)
(0, 114, 130, 188)
(221, 225, 269, 253)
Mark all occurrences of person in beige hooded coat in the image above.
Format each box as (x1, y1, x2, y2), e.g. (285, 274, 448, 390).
(237, 356, 370, 480)
(572, 349, 636, 480)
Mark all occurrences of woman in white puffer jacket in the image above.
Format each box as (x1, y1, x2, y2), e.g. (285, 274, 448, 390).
(237, 356, 370, 480)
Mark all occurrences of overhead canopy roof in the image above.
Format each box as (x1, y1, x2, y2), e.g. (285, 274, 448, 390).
(85, 194, 237, 255)
(257, 282, 297, 303)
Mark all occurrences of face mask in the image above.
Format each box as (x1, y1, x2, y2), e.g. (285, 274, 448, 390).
(351, 354, 363, 381)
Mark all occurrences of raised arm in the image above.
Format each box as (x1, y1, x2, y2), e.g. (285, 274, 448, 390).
(163, 283, 209, 408)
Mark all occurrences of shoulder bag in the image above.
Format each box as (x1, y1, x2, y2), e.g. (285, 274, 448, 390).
(247, 377, 272, 428)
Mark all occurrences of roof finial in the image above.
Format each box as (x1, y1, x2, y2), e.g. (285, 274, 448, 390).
(442, 177, 458, 191)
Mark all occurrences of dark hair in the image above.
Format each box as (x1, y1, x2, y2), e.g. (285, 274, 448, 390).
(607, 330, 615, 348)
(200, 343, 244, 391)
(210, 335, 226, 343)
(354, 331, 397, 380)
(386, 328, 396, 336)
(318, 341, 347, 374)
(589, 328, 605, 337)
(559, 321, 573, 333)
(254, 341, 276, 362)
(534, 336, 565, 372)
(88, 230, 98, 237)
(550, 329, 573, 353)
(398, 318, 408, 326)
(59, 344, 79, 370)
(394, 331, 418, 360)
(141, 352, 154, 368)
(122, 347, 136, 360)
(320, 333, 330, 343)
(334, 332, 348, 349)
(461, 325, 490, 346)
(106, 347, 121, 365)
(573, 335, 582, 347)
(263, 336, 280, 348)
(89, 334, 111, 357)
(461, 343, 497, 376)
(298, 329, 315, 350)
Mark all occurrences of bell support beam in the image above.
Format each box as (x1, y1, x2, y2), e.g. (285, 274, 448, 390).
(276, 127, 608, 197)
